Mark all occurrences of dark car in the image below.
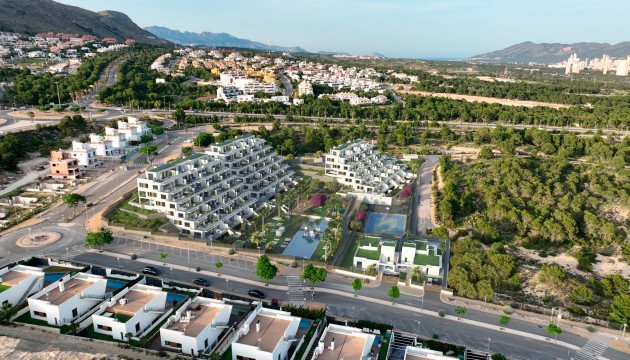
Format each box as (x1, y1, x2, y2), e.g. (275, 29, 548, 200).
(248, 289, 265, 299)
(193, 278, 209, 286)
(142, 266, 160, 276)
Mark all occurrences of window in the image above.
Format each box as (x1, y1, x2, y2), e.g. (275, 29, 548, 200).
(72, 308, 78, 318)
(97, 324, 112, 331)
(204, 338, 208, 348)
(165, 341, 182, 348)
(135, 323, 140, 333)
(33, 311, 46, 318)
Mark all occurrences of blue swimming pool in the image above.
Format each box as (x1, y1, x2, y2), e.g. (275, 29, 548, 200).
(282, 219, 329, 259)
(373, 335, 382, 346)
(299, 319, 313, 330)
(106, 279, 128, 290)
(43, 272, 65, 283)
(166, 293, 187, 305)
(363, 212, 406, 236)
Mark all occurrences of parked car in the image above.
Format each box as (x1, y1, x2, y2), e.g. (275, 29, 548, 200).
(193, 278, 209, 286)
(248, 289, 265, 299)
(142, 266, 160, 276)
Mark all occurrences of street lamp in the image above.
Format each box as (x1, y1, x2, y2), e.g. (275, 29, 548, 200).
(487, 338, 491, 353)
(623, 323, 628, 338)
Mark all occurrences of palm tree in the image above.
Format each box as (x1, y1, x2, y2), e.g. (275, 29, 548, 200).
(410, 266, 425, 284)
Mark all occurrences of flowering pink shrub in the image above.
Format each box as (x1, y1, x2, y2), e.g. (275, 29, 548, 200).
(355, 209, 367, 222)
(399, 184, 413, 199)
(310, 194, 327, 207)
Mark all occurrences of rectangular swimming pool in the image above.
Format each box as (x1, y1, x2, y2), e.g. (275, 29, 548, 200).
(363, 212, 406, 236)
(282, 218, 329, 259)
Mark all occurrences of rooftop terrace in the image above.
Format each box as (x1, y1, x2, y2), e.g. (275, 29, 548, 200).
(106, 289, 158, 317)
(413, 252, 440, 266)
(317, 328, 368, 360)
(166, 302, 224, 337)
(238, 314, 291, 353)
(34, 278, 95, 306)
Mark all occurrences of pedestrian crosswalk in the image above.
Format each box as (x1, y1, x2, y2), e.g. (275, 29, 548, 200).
(286, 275, 305, 306)
(574, 338, 607, 360)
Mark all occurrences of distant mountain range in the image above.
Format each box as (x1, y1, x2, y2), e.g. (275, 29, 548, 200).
(471, 41, 630, 63)
(0, 0, 170, 46)
(145, 26, 306, 52)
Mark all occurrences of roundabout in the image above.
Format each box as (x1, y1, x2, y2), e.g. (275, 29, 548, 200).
(16, 231, 61, 248)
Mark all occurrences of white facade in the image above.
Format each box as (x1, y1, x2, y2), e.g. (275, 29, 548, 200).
(118, 117, 150, 142)
(232, 303, 301, 360)
(404, 346, 458, 360)
(28, 273, 107, 326)
(88, 135, 114, 157)
(0, 265, 44, 307)
(312, 324, 375, 360)
(160, 297, 232, 356)
(298, 81, 314, 97)
(71, 141, 100, 167)
(105, 127, 129, 149)
(325, 140, 413, 195)
(136, 135, 294, 240)
(92, 283, 167, 341)
(353, 237, 397, 273)
(399, 239, 442, 277)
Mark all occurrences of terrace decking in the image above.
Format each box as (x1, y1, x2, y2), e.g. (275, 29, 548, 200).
(34, 278, 93, 305)
(166, 303, 222, 337)
(106, 289, 157, 316)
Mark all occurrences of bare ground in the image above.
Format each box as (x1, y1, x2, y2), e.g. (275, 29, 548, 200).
(0, 324, 164, 359)
(398, 90, 571, 109)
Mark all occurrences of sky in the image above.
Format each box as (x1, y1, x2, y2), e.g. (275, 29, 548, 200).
(56, 0, 629, 59)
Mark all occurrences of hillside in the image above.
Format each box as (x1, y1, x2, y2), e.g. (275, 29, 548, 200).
(145, 26, 306, 52)
(470, 41, 630, 63)
(0, 0, 170, 46)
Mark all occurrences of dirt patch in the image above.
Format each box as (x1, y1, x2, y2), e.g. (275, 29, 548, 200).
(593, 254, 630, 278)
(398, 90, 571, 109)
(517, 247, 587, 277)
(599, 203, 629, 225)
(0, 324, 163, 359)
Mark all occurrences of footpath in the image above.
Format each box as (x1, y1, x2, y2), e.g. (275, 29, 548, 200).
(89, 248, 584, 352)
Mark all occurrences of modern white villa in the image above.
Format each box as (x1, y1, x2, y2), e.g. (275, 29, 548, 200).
(324, 140, 413, 204)
(92, 283, 167, 341)
(399, 239, 442, 277)
(117, 117, 150, 142)
(135, 135, 294, 240)
(353, 237, 442, 277)
(312, 324, 376, 360)
(28, 273, 108, 326)
(0, 265, 44, 307)
(232, 303, 301, 360)
(160, 297, 232, 356)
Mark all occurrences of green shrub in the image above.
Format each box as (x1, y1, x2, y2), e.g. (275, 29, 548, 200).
(196, 266, 201, 272)
(438, 310, 445, 317)
(228, 248, 235, 255)
(290, 260, 298, 268)
(130, 254, 137, 260)
(503, 305, 513, 314)
(586, 325, 596, 332)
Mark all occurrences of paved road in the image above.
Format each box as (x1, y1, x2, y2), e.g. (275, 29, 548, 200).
(62, 250, 594, 360)
(410, 155, 439, 235)
(280, 75, 293, 97)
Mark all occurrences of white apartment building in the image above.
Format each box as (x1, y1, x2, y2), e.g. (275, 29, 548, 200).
(104, 127, 129, 149)
(88, 135, 114, 157)
(0, 265, 44, 307)
(160, 297, 232, 355)
(92, 284, 167, 341)
(312, 324, 375, 360)
(28, 273, 108, 326)
(118, 117, 150, 142)
(217, 86, 243, 103)
(298, 81, 314, 97)
(325, 140, 413, 196)
(136, 135, 294, 240)
(70, 141, 100, 167)
(220, 71, 278, 96)
(232, 303, 301, 360)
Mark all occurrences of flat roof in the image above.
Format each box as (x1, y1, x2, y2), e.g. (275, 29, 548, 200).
(413, 253, 440, 266)
(355, 248, 380, 261)
(237, 314, 291, 353)
(317, 329, 368, 360)
(35, 278, 94, 306)
(0, 270, 32, 287)
(333, 139, 363, 151)
(148, 153, 206, 172)
(106, 289, 157, 317)
(166, 303, 223, 337)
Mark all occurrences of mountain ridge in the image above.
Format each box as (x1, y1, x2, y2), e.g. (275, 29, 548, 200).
(0, 0, 170, 46)
(471, 41, 630, 63)
(144, 26, 307, 52)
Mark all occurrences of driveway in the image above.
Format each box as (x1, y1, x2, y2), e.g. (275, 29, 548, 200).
(411, 155, 439, 235)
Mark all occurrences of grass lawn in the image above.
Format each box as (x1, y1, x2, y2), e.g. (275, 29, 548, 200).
(355, 248, 381, 261)
(109, 208, 168, 231)
(221, 346, 233, 360)
(14, 312, 56, 328)
(305, 206, 329, 217)
(110, 313, 133, 323)
(413, 254, 440, 266)
(340, 239, 360, 268)
(119, 194, 159, 215)
(0, 284, 11, 293)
